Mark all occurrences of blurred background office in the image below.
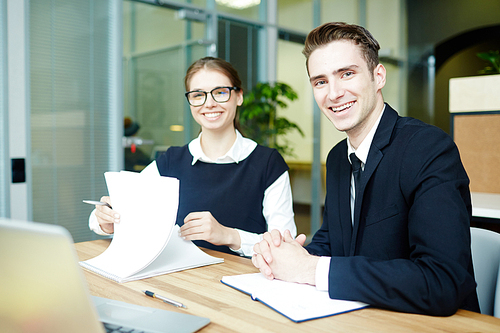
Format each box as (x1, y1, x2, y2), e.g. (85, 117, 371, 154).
(1, 0, 499, 242)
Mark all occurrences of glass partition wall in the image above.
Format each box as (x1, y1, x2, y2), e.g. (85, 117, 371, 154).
(123, 2, 205, 167)
(123, 2, 261, 170)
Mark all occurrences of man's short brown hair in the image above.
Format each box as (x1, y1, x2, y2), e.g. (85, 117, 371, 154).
(303, 22, 380, 75)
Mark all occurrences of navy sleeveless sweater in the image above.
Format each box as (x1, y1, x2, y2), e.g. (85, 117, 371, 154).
(156, 144, 288, 255)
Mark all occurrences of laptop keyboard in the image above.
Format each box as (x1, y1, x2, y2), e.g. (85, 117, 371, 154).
(103, 322, 147, 333)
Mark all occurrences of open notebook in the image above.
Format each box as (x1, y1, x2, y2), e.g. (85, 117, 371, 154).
(0, 218, 210, 333)
(222, 273, 368, 322)
(80, 171, 223, 283)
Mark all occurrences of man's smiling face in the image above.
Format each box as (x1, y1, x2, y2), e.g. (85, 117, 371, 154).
(308, 40, 386, 146)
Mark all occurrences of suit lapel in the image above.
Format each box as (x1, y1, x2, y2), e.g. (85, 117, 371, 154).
(349, 104, 399, 255)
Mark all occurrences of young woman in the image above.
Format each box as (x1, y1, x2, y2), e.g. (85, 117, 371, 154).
(89, 57, 296, 256)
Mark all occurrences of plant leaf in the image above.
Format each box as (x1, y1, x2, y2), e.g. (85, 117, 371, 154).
(238, 81, 304, 157)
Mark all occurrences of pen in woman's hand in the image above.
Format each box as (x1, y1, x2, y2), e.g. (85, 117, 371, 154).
(82, 200, 112, 209)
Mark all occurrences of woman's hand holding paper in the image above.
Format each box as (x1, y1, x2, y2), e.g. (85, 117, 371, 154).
(180, 211, 241, 251)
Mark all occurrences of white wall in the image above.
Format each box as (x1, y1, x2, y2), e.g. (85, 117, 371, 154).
(7, 0, 30, 220)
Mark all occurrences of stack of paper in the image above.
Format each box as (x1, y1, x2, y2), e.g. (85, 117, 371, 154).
(80, 171, 223, 283)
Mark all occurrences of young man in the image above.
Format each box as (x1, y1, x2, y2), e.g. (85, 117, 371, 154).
(252, 22, 479, 316)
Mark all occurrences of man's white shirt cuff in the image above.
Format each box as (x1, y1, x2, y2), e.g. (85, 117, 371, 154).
(315, 256, 331, 291)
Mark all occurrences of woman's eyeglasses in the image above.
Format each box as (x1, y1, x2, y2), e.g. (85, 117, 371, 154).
(185, 86, 240, 107)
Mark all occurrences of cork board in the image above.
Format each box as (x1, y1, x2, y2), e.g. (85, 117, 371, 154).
(453, 113, 500, 193)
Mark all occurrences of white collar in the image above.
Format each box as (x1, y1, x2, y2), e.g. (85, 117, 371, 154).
(347, 104, 386, 166)
(188, 130, 257, 165)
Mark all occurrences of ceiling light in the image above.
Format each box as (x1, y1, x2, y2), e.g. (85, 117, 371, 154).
(216, 0, 261, 10)
(170, 125, 184, 132)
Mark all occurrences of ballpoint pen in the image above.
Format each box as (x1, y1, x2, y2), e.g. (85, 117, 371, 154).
(142, 290, 187, 309)
(82, 200, 112, 209)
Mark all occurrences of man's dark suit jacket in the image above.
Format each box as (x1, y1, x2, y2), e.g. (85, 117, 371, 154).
(305, 104, 479, 316)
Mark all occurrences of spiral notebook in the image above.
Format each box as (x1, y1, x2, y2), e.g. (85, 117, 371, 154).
(80, 171, 223, 283)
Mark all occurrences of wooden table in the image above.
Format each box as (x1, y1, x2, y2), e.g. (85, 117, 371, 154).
(75, 239, 500, 333)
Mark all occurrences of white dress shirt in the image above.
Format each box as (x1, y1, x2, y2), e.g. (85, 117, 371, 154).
(315, 106, 385, 291)
(89, 130, 296, 257)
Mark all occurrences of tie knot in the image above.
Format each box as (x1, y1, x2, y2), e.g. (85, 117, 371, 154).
(349, 153, 362, 172)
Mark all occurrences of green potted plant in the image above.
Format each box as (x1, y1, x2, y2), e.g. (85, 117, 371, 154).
(477, 50, 500, 74)
(238, 82, 304, 158)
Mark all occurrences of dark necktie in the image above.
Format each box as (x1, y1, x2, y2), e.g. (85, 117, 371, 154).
(349, 153, 362, 200)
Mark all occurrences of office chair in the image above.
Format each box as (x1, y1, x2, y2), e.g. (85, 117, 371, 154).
(470, 227, 500, 317)
(496, 265, 500, 318)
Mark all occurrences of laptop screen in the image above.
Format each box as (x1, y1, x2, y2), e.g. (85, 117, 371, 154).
(0, 218, 210, 333)
(0, 218, 105, 333)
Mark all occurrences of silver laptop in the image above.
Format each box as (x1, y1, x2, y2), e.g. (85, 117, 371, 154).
(0, 218, 210, 333)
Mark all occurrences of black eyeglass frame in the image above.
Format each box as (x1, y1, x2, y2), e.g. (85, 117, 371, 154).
(184, 86, 240, 107)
